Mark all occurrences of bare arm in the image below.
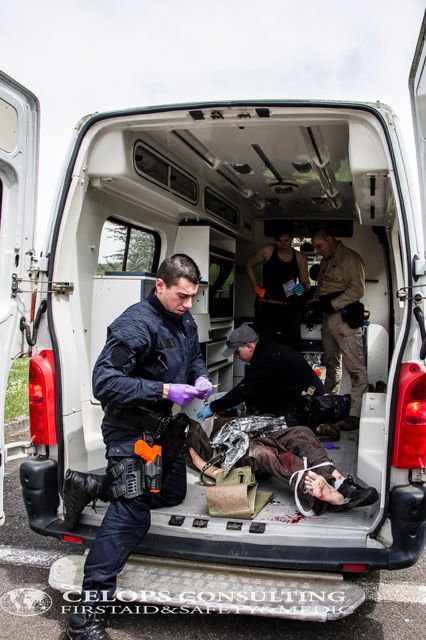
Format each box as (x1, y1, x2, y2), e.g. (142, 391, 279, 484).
(246, 245, 273, 290)
(296, 252, 310, 291)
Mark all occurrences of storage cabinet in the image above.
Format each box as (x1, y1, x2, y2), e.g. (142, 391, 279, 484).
(174, 222, 236, 393)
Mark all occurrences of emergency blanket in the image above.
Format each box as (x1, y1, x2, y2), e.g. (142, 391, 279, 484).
(212, 415, 287, 475)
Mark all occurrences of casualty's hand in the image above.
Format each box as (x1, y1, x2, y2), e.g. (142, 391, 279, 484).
(167, 383, 199, 406)
(292, 283, 305, 296)
(194, 376, 213, 399)
(254, 286, 266, 299)
(196, 405, 214, 420)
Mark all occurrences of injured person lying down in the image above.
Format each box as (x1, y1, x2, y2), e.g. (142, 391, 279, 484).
(63, 415, 379, 528)
(186, 415, 379, 517)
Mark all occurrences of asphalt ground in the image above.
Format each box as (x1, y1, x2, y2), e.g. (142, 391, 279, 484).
(0, 420, 424, 639)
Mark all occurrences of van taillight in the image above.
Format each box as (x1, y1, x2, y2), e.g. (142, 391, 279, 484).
(29, 350, 57, 445)
(392, 362, 426, 468)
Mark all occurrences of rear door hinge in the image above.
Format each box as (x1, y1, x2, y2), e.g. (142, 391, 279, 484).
(11, 274, 74, 297)
(50, 281, 75, 295)
(396, 284, 425, 303)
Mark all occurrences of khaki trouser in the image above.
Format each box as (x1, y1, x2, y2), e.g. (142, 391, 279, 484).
(321, 312, 368, 417)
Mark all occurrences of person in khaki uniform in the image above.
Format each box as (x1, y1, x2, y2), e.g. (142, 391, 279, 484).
(309, 229, 368, 431)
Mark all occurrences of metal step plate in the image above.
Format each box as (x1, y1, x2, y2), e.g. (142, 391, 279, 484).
(49, 554, 365, 622)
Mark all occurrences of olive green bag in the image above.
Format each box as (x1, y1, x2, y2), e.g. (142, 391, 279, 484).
(204, 466, 273, 519)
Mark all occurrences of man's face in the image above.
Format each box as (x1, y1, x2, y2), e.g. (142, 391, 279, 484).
(312, 235, 334, 258)
(276, 234, 293, 251)
(235, 343, 255, 363)
(156, 277, 199, 316)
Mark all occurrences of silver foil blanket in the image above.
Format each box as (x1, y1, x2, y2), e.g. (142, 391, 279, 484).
(211, 415, 287, 474)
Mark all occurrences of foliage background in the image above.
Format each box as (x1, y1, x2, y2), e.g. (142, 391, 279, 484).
(5, 359, 29, 421)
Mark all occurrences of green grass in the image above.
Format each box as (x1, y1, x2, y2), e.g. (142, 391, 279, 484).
(5, 358, 29, 421)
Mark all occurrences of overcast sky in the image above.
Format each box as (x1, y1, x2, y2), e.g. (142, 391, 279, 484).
(1, 0, 425, 247)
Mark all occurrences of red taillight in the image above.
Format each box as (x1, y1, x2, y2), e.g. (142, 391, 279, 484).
(62, 535, 84, 544)
(341, 564, 368, 572)
(29, 350, 57, 445)
(392, 362, 426, 468)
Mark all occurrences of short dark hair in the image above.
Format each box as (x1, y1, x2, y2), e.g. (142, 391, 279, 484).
(156, 254, 201, 287)
(311, 227, 333, 241)
(273, 223, 295, 241)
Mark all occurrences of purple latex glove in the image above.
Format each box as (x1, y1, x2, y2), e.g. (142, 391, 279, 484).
(194, 376, 213, 399)
(168, 383, 199, 406)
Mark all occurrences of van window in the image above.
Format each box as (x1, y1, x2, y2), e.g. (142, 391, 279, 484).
(97, 217, 160, 275)
(205, 188, 239, 227)
(134, 145, 168, 186)
(170, 166, 198, 201)
(134, 141, 199, 204)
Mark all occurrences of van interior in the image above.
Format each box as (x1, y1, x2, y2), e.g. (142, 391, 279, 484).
(50, 102, 413, 550)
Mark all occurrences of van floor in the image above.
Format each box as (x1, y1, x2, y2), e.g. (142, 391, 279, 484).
(79, 431, 381, 548)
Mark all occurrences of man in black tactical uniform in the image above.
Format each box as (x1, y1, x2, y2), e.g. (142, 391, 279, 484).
(197, 323, 325, 424)
(65, 254, 212, 640)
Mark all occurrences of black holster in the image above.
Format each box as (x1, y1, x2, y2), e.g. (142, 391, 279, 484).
(341, 301, 365, 328)
(160, 413, 190, 464)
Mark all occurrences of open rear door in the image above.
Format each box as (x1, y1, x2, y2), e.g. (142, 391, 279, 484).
(409, 11, 426, 221)
(0, 71, 39, 524)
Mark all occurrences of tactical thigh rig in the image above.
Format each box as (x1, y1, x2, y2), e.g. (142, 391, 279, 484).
(105, 413, 190, 499)
(106, 439, 161, 499)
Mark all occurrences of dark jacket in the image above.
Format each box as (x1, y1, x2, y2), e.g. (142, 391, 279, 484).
(210, 340, 323, 418)
(93, 290, 208, 418)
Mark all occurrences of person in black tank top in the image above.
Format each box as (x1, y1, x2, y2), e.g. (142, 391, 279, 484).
(246, 224, 310, 350)
(263, 246, 301, 302)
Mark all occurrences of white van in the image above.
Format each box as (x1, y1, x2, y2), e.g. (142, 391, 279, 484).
(1, 18, 426, 622)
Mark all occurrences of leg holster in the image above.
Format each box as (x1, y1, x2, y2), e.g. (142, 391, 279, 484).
(107, 458, 145, 500)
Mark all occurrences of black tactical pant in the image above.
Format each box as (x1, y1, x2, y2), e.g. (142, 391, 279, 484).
(82, 452, 186, 601)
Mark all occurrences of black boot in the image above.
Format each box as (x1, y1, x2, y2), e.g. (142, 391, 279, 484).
(63, 469, 103, 530)
(66, 610, 110, 640)
(329, 476, 379, 512)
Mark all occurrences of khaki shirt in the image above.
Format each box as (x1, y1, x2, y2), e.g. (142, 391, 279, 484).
(314, 241, 365, 311)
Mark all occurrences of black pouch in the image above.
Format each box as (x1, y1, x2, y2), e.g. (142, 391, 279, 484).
(309, 393, 351, 425)
(342, 302, 365, 328)
(294, 392, 351, 429)
(160, 412, 190, 463)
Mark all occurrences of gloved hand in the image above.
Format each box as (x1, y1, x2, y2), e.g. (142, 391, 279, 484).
(254, 286, 266, 299)
(167, 384, 199, 406)
(194, 376, 213, 400)
(196, 405, 214, 420)
(292, 283, 305, 296)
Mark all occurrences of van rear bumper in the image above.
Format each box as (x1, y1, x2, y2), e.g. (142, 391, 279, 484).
(20, 457, 426, 573)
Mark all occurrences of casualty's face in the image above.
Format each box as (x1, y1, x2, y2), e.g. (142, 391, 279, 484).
(276, 234, 293, 251)
(312, 235, 335, 258)
(156, 277, 199, 315)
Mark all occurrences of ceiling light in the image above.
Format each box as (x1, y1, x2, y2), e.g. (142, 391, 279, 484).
(269, 180, 299, 195)
(292, 161, 312, 173)
(231, 163, 252, 175)
(312, 196, 328, 205)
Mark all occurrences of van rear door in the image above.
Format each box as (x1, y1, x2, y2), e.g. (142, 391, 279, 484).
(0, 71, 39, 524)
(409, 11, 426, 221)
